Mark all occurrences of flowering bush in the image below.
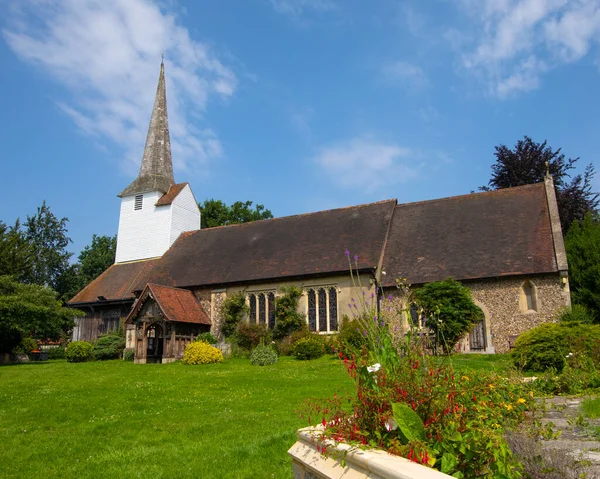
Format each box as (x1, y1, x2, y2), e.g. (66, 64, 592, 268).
(235, 322, 272, 351)
(65, 341, 94, 363)
(303, 253, 534, 478)
(250, 342, 278, 366)
(183, 341, 223, 365)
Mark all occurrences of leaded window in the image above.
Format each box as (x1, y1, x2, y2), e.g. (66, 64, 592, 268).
(247, 290, 276, 328)
(305, 286, 339, 333)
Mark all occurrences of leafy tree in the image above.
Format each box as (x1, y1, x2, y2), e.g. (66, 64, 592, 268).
(200, 199, 273, 229)
(0, 220, 34, 282)
(480, 136, 598, 232)
(23, 201, 73, 298)
(273, 286, 305, 340)
(565, 213, 600, 323)
(220, 292, 249, 338)
(0, 275, 80, 354)
(413, 279, 483, 354)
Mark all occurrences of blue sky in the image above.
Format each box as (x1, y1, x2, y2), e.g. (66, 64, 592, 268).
(1, 0, 599, 257)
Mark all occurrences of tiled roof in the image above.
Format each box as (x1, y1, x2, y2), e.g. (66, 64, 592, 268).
(68, 259, 158, 304)
(381, 183, 557, 286)
(126, 283, 210, 325)
(142, 200, 397, 289)
(155, 183, 188, 206)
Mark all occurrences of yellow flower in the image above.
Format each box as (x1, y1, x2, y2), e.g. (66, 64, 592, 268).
(516, 398, 526, 404)
(488, 384, 495, 389)
(505, 404, 513, 411)
(461, 375, 470, 381)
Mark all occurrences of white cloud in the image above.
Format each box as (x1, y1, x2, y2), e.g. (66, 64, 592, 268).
(381, 61, 429, 89)
(457, 0, 600, 97)
(3, 0, 237, 175)
(269, 0, 336, 17)
(312, 138, 416, 193)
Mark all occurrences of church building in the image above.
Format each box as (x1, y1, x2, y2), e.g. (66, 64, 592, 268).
(68, 62, 571, 363)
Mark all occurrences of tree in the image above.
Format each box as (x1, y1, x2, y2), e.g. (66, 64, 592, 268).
(23, 201, 73, 298)
(413, 279, 483, 354)
(480, 136, 598, 232)
(200, 199, 273, 228)
(0, 220, 34, 282)
(220, 292, 249, 338)
(564, 213, 600, 323)
(0, 275, 80, 354)
(273, 286, 305, 340)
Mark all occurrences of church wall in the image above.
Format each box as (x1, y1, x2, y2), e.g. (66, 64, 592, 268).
(72, 303, 131, 343)
(195, 273, 377, 339)
(115, 191, 171, 263)
(169, 184, 200, 246)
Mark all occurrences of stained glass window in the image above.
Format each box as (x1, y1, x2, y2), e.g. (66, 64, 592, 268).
(318, 288, 327, 332)
(249, 294, 257, 323)
(268, 292, 276, 329)
(329, 287, 338, 331)
(258, 293, 266, 325)
(308, 289, 316, 332)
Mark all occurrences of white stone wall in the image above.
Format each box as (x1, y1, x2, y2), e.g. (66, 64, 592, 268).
(169, 184, 200, 246)
(115, 191, 171, 263)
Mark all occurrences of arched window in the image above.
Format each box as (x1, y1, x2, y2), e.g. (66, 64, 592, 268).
(247, 291, 276, 327)
(521, 280, 538, 312)
(305, 286, 339, 333)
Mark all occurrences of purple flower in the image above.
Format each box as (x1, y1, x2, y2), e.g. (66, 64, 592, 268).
(371, 292, 375, 298)
(373, 316, 378, 323)
(363, 330, 368, 337)
(348, 303, 352, 308)
(345, 249, 350, 257)
(379, 321, 385, 327)
(354, 254, 358, 261)
(387, 294, 393, 301)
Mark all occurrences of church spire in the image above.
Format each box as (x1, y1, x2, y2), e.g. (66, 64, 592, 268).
(118, 60, 175, 197)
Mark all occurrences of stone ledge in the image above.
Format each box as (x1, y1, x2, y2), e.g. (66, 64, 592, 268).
(289, 427, 453, 479)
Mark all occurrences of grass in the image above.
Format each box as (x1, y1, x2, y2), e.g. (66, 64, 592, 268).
(581, 397, 600, 419)
(448, 353, 513, 373)
(0, 357, 352, 479)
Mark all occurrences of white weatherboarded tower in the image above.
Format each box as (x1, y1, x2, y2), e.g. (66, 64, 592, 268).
(115, 61, 200, 264)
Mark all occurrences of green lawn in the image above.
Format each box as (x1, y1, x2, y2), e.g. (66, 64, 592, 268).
(0, 357, 352, 479)
(445, 353, 513, 373)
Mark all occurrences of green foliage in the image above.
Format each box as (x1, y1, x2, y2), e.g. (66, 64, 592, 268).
(65, 341, 94, 363)
(12, 336, 38, 354)
(292, 336, 325, 360)
(47, 347, 66, 360)
(235, 322, 272, 350)
(0, 276, 80, 354)
(392, 402, 426, 443)
(558, 304, 595, 324)
(273, 286, 305, 340)
(413, 278, 483, 353)
(337, 315, 367, 353)
(220, 292, 248, 338)
(250, 342, 278, 366)
(123, 349, 135, 362)
(93, 333, 126, 360)
(275, 328, 311, 356)
(480, 136, 598, 232)
(512, 322, 600, 372)
(565, 213, 600, 323)
(0, 220, 34, 282)
(195, 332, 217, 345)
(199, 199, 273, 229)
(581, 397, 600, 419)
(183, 341, 223, 365)
(23, 201, 75, 300)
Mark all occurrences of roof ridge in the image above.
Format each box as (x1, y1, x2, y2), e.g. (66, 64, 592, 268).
(394, 183, 544, 209)
(194, 198, 398, 233)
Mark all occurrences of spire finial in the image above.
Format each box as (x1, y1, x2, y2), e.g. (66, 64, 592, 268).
(545, 161, 550, 178)
(161, 51, 164, 63)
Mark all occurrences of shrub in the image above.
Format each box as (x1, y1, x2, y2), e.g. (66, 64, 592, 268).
(221, 292, 248, 338)
(93, 333, 126, 360)
(413, 278, 483, 353)
(183, 341, 223, 365)
(250, 342, 278, 366)
(558, 304, 594, 324)
(293, 336, 325, 360)
(65, 341, 94, 363)
(47, 346, 65, 359)
(273, 286, 306, 340)
(235, 322, 272, 351)
(123, 349, 135, 361)
(512, 322, 600, 372)
(276, 328, 311, 356)
(195, 332, 217, 345)
(337, 316, 367, 353)
(12, 337, 38, 354)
